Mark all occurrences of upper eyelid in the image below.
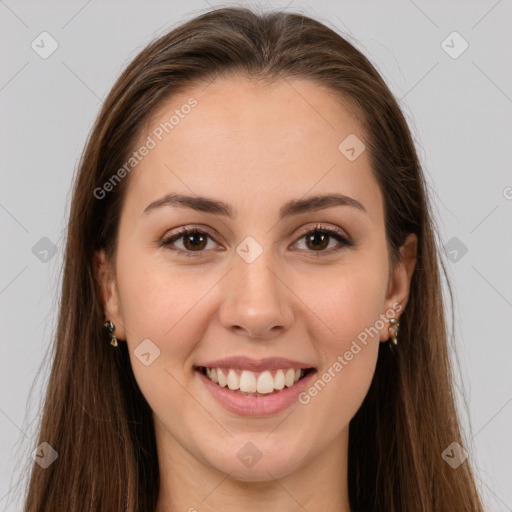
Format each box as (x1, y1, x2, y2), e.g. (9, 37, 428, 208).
(295, 223, 348, 239)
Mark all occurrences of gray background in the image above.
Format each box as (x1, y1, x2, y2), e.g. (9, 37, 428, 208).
(1, 0, 511, 510)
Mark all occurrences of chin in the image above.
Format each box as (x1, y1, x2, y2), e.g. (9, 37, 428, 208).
(204, 445, 306, 482)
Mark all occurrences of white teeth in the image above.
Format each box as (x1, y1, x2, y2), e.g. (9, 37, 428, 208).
(274, 369, 285, 390)
(285, 368, 295, 387)
(203, 366, 306, 394)
(206, 367, 219, 383)
(256, 371, 274, 394)
(217, 368, 227, 387)
(227, 369, 239, 390)
(240, 370, 257, 392)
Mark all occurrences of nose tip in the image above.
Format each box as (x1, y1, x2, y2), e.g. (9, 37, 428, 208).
(219, 260, 294, 339)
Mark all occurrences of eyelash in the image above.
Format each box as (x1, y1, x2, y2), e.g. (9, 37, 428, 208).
(160, 224, 354, 258)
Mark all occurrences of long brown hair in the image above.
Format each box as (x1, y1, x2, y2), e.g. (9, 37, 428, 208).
(19, 6, 485, 511)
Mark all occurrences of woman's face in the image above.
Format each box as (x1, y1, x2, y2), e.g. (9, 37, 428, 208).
(96, 76, 416, 481)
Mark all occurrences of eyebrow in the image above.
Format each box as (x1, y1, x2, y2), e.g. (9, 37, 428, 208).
(142, 192, 368, 219)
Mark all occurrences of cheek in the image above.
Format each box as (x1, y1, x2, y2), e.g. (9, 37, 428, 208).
(116, 255, 213, 419)
(291, 254, 388, 422)
(116, 245, 218, 341)
(303, 254, 389, 349)
(115, 247, 221, 401)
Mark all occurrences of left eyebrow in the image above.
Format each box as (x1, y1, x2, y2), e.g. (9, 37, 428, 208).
(142, 192, 368, 219)
(279, 193, 368, 218)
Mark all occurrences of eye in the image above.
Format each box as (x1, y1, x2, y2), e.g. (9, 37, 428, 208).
(161, 226, 221, 257)
(161, 224, 353, 257)
(292, 224, 353, 256)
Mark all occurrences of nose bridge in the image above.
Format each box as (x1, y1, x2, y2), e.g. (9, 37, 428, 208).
(238, 247, 279, 298)
(219, 243, 293, 338)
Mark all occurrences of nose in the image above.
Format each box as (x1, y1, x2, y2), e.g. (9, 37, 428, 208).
(218, 252, 294, 340)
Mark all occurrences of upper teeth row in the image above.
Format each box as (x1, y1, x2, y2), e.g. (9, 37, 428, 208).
(205, 368, 304, 394)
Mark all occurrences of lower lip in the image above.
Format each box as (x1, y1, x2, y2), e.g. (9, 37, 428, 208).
(196, 368, 317, 416)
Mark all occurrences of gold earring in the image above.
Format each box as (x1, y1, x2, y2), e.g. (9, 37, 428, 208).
(388, 317, 399, 346)
(104, 320, 118, 347)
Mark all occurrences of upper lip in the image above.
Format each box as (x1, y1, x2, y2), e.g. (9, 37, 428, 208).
(196, 356, 316, 372)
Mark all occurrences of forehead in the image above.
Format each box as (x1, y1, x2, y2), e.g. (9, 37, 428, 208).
(122, 75, 382, 221)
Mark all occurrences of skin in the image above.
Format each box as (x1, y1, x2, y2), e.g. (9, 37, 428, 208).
(95, 75, 417, 512)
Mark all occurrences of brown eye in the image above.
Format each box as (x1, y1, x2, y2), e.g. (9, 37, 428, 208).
(181, 231, 208, 251)
(161, 228, 216, 255)
(293, 225, 354, 256)
(304, 231, 330, 251)
(161, 224, 353, 258)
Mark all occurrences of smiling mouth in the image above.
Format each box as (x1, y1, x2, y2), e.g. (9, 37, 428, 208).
(195, 365, 316, 397)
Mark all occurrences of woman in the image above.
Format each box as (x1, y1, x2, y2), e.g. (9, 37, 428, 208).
(22, 6, 486, 512)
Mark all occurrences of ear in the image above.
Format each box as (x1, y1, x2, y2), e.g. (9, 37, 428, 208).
(93, 249, 126, 341)
(379, 233, 418, 342)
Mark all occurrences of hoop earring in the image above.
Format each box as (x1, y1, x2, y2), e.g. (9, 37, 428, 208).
(104, 320, 118, 347)
(388, 317, 400, 346)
